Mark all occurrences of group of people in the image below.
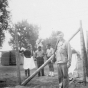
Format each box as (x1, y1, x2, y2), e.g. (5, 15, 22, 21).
(20, 31, 72, 88)
(34, 43, 54, 77)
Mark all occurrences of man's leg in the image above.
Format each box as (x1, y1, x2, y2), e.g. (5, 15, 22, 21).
(41, 68, 44, 76)
(47, 56, 52, 76)
(62, 64, 69, 88)
(37, 58, 41, 77)
(37, 64, 41, 77)
(57, 64, 63, 87)
(50, 62, 54, 76)
(48, 61, 52, 76)
(40, 58, 45, 76)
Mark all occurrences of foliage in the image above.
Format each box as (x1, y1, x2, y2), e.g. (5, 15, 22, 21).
(9, 20, 39, 50)
(43, 31, 58, 50)
(0, 0, 10, 46)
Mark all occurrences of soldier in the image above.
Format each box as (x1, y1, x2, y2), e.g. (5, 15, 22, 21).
(54, 31, 72, 88)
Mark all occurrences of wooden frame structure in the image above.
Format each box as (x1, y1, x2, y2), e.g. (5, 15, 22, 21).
(14, 21, 88, 86)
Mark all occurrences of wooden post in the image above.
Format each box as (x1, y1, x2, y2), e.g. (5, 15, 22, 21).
(86, 31, 88, 76)
(86, 31, 88, 52)
(15, 25, 21, 85)
(80, 20, 87, 85)
(21, 28, 80, 86)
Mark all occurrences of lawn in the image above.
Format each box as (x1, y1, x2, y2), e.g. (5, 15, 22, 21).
(0, 60, 88, 88)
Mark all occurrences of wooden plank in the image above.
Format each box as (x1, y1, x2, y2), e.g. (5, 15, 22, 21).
(69, 28, 80, 41)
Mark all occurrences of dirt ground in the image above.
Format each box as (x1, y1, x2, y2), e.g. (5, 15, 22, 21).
(0, 63, 88, 88)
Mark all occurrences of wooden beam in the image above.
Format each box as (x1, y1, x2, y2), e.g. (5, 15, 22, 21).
(69, 28, 80, 41)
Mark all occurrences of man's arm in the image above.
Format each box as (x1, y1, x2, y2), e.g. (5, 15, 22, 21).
(66, 42, 72, 68)
(42, 50, 45, 57)
(51, 48, 54, 55)
(34, 51, 37, 61)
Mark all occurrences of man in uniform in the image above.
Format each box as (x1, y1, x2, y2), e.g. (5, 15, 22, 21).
(55, 31, 72, 88)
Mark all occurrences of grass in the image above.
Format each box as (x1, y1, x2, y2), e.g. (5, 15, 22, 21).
(0, 59, 87, 88)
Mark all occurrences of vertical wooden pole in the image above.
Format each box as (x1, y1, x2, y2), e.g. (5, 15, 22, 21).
(86, 31, 88, 52)
(80, 20, 87, 85)
(15, 25, 21, 85)
(86, 31, 88, 76)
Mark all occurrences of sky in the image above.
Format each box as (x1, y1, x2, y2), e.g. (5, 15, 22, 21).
(1, 31, 12, 51)
(8, 0, 88, 51)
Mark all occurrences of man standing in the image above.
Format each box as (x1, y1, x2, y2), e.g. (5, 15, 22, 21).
(46, 43, 54, 77)
(55, 31, 72, 88)
(35, 46, 45, 77)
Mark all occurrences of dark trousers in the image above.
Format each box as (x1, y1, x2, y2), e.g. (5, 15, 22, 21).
(47, 57, 54, 72)
(57, 63, 69, 88)
(36, 57, 44, 76)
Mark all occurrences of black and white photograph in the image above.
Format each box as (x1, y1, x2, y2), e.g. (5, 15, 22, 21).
(0, 0, 88, 88)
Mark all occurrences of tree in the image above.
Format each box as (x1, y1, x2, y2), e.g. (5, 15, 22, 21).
(0, 0, 10, 46)
(43, 31, 58, 50)
(9, 20, 39, 50)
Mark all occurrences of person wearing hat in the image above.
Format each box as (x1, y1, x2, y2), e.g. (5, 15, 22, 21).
(46, 43, 54, 77)
(54, 31, 72, 88)
(35, 46, 45, 77)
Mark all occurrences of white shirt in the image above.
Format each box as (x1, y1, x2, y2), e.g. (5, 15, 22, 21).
(46, 48, 54, 57)
(35, 50, 44, 58)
